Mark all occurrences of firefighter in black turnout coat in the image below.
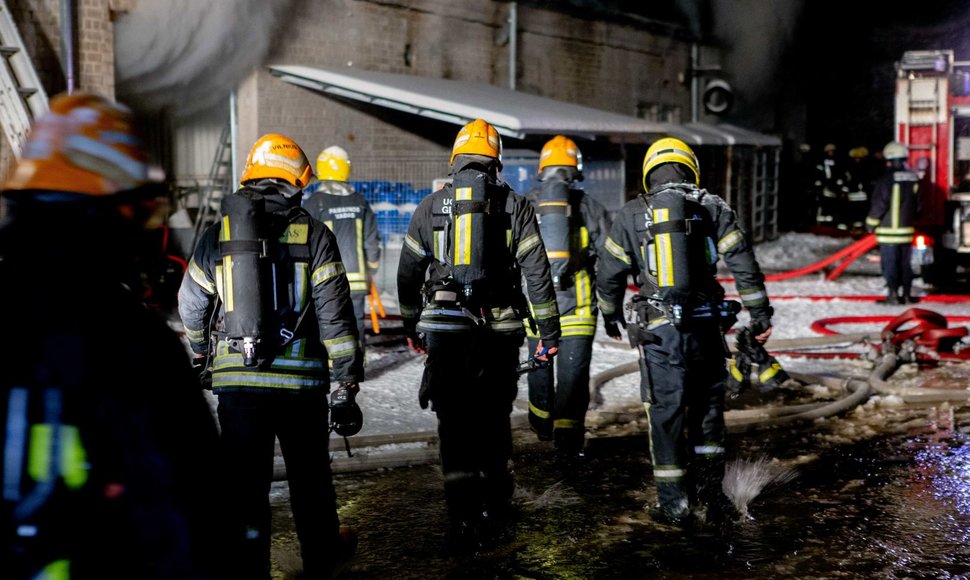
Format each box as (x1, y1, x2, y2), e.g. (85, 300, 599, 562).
(597, 138, 773, 525)
(303, 146, 382, 354)
(397, 119, 560, 549)
(179, 134, 363, 579)
(866, 141, 922, 304)
(525, 135, 611, 457)
(0, 94, 223, 579)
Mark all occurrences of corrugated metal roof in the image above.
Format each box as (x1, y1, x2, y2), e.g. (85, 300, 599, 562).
(268, 64, 780, 147)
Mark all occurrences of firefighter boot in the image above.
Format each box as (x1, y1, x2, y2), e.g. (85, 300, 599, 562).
(648, 482, 692, 527)
(693, 459, 740, 526)
(553, 426, 587, 462)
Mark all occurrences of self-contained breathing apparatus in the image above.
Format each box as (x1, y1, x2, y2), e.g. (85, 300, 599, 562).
(535, 180, 586, 291)
(216, 189, 312, 368)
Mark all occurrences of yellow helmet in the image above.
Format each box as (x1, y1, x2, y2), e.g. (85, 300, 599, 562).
(642, 137, 700, 189)
(538, 135, 582, 172)
(3, 93, 150, 197)
(450, 119, 502, 166)
(316, 145, 351, 182)
(240, 133, 312, 188)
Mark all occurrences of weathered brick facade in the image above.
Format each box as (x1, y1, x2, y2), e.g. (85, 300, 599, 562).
(246, 0, 692, 173)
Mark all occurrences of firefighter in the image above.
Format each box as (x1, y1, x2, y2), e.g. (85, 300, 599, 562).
(397, 119, 560, 550)
(0, 94, 223, 578)
(813, 143, 848, 227)
(866, 141, 922, 304)
(304, 146, 381, 355)
(179, 134, 363, 579)
(596, 137, 773, 526)
(524, 135, 611, 458)
(844, 146, 875, 232)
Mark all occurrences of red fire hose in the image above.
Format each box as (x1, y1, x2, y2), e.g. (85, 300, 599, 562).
(719, 233, 877, 283)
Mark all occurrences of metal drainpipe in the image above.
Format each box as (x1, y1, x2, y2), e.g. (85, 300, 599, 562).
(509, 2, 517, 90)
(690, 42, 698, 123)
(60, 0, 75, 93)
(230, 90, 239, 183)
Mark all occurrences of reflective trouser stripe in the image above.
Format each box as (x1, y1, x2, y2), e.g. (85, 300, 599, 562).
(694, 445, 725, 456)
(653, 465, 686, 481)
(529, 402, 550, 419)
(554, 418, 578, 429)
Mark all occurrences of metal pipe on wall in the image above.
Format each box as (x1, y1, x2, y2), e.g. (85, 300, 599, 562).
(509, 2, 517, 90)
(59, 0, 75, 93)
(230, 90, 239, 183)
(690, 42, 698, 123)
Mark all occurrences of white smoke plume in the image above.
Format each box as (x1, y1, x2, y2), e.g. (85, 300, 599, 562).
(114, 0, 296, 116)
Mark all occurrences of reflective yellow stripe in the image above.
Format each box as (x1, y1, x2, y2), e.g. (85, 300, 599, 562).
(891, 183, 900, 228)
(547, 250, 571, 259)
(580, 226, 589, 249)
(405, 234, 429, 257)
(28, 424, 88, 489)
(355, 217, 365, 278)
(574, 270, 591, 316)
(554, 418, 578, 429)
(224, 255, 234, 312)
(729, 359, 745, 382)
(866, 216, 881, 227)
(221, 215, 231, 241)
(538, 201, 569, 207)
(516, 233, 541, 258)
(531, 300, 558, 320)
(184, 326, 206, 343)
(759, 362, 783, 384)
(653, 208, 674, 287)
(454, 187, 473, 265)
(529, 402, 551, 419)
(717, 229, 744, 254)
(37, 559, 71, 580)
(604, 236, 630, 264)
(324, 335, 358, 358)
(311, 261, 346, 286)
(188, 259, 215, 294)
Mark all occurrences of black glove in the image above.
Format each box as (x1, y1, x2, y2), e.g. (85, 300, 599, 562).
(750, 319, 771, 338)
(330, 382, 363, 437)
(603, 311, 626, 339)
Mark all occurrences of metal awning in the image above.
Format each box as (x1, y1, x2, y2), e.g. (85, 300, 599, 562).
(268, 64, 780, 146)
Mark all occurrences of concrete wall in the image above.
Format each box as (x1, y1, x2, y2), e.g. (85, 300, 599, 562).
(243, 0, 692, 175)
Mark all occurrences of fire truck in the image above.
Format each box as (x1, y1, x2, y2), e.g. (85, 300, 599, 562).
(895, 50, 970, 285)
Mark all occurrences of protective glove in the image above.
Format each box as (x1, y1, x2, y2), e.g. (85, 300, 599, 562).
(603, 311, 626, 340)
(330, 382, 363, 436)
(403, 318, 426, 354)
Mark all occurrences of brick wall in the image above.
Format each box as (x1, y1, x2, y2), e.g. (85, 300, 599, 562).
(250, 0, 693, 180)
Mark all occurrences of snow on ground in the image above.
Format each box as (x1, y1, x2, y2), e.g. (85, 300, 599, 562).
(356, 232, 969, 437)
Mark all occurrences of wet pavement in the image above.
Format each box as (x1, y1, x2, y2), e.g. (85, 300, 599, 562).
(268, 392, 970, 579)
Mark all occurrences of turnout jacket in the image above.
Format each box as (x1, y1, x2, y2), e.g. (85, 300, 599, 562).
(866, 169, 922, 244)
(303, 180, 381, 293)
(525, 185, 611, 338)
(397, 178, 562, 346)
(597, 182, 772, 325)
(179, 189, 363, 391)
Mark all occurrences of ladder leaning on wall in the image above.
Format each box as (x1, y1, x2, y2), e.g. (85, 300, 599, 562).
(0, 0, 48, 158)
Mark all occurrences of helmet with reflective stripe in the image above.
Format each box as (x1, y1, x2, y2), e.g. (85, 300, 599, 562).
(883, 141, 907, 160)
(241, 133, 312, 188)
(450, 119, 502, 166)
(3, 92, 150, 196)
(642, 137, 700, 189)
(539, 135, 583, 172)
(316, 145, 351, 182)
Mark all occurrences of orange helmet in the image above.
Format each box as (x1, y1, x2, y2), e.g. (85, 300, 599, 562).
(3, 92, 150, 196)
(240, 133, 313, 188)
(539, 135, 582, 173)
(450, 119, 502, 166)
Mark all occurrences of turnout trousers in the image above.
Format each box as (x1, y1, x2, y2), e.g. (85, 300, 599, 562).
(527, 335, 593, 453)
(638, 319, 729, 516)
(422, 328, 523, 527)
(879, 243, 913, 298)
(217, 390, 340, 580)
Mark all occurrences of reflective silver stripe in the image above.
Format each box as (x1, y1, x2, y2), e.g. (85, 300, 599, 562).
(848, 191, 867, 201)
(188, 259, 215, 294)
(489, 320, 526, 332)
(423, 308, 467, 318)
(212, 374, 322, 389)
(183, 326, 206, 343)
(405, 234, 429, 257)
(311, 261, 346, 286)
(653, 467, 685, 480)
(516, 233, 542, 258)
(717, 229, 744, 254)
(399, 304, 421, 317)
(866, 216, 880, 226)
(597, 291, 616, 315)
(531, 300, 558, 320)
(346, 272, 367, 281)
(416, 321, 472, 332)
(213, 352, 325, 371)
(604, 237, 630, 264)
(740, 288, 767, 305)
(444, 471, 478, 483)
(324, 335, 357, 358)
(874, 226, 915, 234)
(694, 445, 725, 455)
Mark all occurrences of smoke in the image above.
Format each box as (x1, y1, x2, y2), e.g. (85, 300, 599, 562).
(114, 0, 296, 116)
(710, 0, 803, 103)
